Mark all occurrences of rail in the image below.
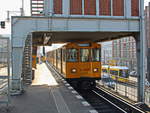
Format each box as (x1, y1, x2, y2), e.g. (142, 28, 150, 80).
(46, 61, 146, 113)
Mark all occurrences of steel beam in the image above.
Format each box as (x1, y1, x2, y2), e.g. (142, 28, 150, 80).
(135, 0, 146, 102)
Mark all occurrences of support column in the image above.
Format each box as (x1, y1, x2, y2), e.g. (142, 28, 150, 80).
(44, 0, 53, 16)
(124, 0, 131, 18)
(96, 0, 99, 16)
(135, 33, 145, 102)
(12, 46, 24, 94)
(63, 0, 70, 16)
(136, 0, 145, 102)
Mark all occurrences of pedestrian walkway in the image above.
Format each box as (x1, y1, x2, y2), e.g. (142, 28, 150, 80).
(7, 63, 95, 113)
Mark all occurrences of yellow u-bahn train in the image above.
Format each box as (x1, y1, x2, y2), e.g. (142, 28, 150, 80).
(102, 65, 129, 82)
(46, 42, 101, 89)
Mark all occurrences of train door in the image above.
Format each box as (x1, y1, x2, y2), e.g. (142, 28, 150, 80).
(79, 48, 92, 77)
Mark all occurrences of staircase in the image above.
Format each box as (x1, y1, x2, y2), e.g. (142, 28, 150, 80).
(22, 36, 32, 85)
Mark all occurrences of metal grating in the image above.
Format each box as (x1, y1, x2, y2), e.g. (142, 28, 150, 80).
(0, 37, 10, 107)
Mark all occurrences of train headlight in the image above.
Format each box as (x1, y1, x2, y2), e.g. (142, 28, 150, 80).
(71, 68, 77, 73)
(93, 68, 98, 72)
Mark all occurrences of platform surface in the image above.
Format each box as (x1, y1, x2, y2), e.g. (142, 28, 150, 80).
(7, 63, 96, 113)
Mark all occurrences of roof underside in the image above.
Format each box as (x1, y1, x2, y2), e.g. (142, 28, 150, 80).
(32, 31, 137, 45)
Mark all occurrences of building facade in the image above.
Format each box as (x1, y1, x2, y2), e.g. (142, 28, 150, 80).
(112, 37, 137, 71)
(101, 37, 137, 72)
(31, 0, 139, 17)
(145, 2, 150, 82)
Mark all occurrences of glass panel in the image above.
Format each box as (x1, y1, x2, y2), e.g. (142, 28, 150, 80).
(66, 49, 78, 62)
(78, 43, 90, 47)
(119, 70, 129, 78)
(110, 70, 118, 76)
(80, 49, 90, 62)
(92, 48, 100, 61)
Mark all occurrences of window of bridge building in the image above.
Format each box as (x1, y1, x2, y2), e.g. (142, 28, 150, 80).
(70, 0, 82, 15)
(113, 0, 124, 16)
(131, 0, 139, 16)
(84, 0, 96, 15)
(54, 0, 62, 14)
(99, 0, 111, 16)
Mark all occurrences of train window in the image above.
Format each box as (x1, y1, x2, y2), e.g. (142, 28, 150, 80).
(80, 49, 90, 62)
(92, 48, 100, 61)
(66, 49, 78, 62)
(110, 70, 118, 76)
(62, 49, 66, 62)
(119, 70, 129, 78)
(102, 69, 107, 73)
(78, 43, 90, 47)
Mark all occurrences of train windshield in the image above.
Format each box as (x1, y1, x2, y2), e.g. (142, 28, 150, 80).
(92, 48, 100, 61)
(80, 49, 90, 62)
(67, 49, 78, 62)
(119, 70, 129, 78)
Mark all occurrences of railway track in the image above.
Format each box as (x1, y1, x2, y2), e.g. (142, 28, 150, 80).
(46, 62, 146, 113)
(92, 87, 145, 113)
(76, 89, 126, 113)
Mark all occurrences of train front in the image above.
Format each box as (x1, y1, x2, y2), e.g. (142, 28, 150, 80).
(65, 42, 101, 89)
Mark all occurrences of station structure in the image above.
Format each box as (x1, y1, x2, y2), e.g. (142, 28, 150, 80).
(11, 0, 145, 102)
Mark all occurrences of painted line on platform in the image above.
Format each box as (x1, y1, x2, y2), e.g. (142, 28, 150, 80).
(76, 95, 83, 99)
(89, 110, 98, 113)
(71, 90, 78, 94)
(82, 101, 90, 106)
(68, 86, 73, 90)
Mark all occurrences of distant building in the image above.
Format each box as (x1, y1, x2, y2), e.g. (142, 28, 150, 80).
(101, 41, 113, 65)
(112, 37, 137, 71)
(145, 2, 150, 82)
(101, 36, 137, 72)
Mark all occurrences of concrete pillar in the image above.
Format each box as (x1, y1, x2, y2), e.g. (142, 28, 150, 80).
(135, 33, 145, 102)
(124, 0, 131, 18)
(82, 0, 84, 15)
(12, 47, 24, 93)
(96, 0, 99, 16)
(44, 0, 53, 16)
(11, 36, 26, 94)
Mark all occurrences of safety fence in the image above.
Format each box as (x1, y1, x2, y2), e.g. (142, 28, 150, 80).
(145, 88, 150, 106)
(99, 77, 138, 100)
(99, 76, 150, 106)
(0, 37, 10, 107)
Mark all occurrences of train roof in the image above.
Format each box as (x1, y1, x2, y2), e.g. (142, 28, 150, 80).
(110, 66, 129, 70)
(102, 65, 129, 70)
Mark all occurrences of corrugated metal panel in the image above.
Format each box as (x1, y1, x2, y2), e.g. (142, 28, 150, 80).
(84, 0, 96, 15)
(113, 0, 124, 16)
(99, 0, 111, 16)
(54, 0, 62, 14)
(70, 0, 82, 15)
(131, 0, 139, 16)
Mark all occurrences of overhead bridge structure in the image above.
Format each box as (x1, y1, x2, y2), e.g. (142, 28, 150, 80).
(12, 0, 145, 102)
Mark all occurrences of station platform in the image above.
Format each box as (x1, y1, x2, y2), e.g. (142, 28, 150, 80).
(9, 63, 96, 113)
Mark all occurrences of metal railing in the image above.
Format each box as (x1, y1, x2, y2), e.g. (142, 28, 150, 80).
(145, 88, 150, 106)
(99, 75, 150, 106)
(99, 76, 138, 102)
(0, 37, 10, 107)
